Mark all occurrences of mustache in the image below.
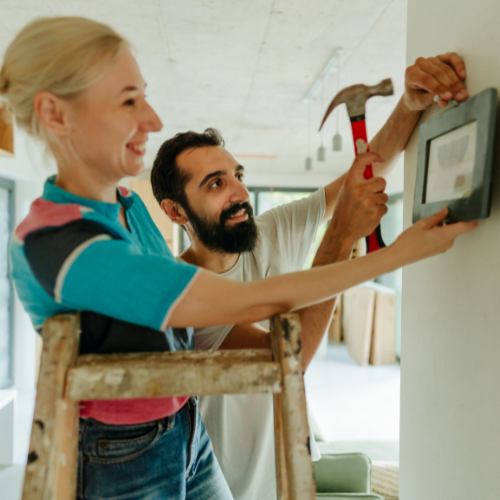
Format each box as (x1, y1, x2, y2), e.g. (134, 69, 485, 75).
(219, 202, 254, 224)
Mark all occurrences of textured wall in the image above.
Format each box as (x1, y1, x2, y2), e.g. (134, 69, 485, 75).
(401, 1, 500, 498)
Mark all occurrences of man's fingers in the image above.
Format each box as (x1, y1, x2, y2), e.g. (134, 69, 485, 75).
(410, 63, 465, 103)
(372, 192, 389, 206)
(406, 67, 448, 103)
(429, 57, 466, 96)
(354, 152, 384, 166)
(349, 152, 385, 179)
(418, 57, 464, 96)
(409, 62, 451, 99)
(437, 52, 467, 80)
(409, 56, 468, 104)
(363, 176, 387, 194)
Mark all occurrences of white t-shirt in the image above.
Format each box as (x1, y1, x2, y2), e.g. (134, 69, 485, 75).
(180, 188, 326, 500)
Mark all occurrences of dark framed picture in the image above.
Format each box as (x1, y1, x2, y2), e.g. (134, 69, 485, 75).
(413, 87, 497, 223)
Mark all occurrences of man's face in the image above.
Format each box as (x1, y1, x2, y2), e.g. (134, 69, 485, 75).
(177, 146, 258, 254)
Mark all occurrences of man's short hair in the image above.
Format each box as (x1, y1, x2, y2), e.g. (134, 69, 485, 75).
(151, 128, 225, 207)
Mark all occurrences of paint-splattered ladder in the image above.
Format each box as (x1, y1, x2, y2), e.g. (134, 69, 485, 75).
(21, 313, 315, 500)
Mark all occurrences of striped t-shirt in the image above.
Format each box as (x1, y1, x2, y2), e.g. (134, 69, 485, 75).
(10, 176, 199, 424)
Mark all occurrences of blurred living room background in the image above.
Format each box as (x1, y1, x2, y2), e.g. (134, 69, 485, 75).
(0, 1, 407, 498)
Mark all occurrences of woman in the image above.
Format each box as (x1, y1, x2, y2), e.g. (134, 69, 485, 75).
(1, 16, 475, 500)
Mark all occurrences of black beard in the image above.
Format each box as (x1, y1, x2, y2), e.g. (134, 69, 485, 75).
(183, 200, 259, 254)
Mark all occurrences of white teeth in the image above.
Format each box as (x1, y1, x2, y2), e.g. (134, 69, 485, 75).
(231, 209, 246, 218)
(129, 144, 145, 153)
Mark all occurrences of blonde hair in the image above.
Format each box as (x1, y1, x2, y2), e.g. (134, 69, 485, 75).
(0, 17, 129, 143)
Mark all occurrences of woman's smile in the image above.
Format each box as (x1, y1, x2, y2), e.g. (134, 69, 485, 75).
(126, 141, 147, 156)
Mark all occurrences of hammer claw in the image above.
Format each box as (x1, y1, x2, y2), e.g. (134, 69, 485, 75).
(318, 97, 341, 132)
(318, 78, 394, 131)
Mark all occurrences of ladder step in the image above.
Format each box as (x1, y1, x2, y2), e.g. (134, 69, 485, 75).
(66, 349, 282, 401)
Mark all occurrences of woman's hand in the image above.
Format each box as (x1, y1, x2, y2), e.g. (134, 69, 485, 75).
(391, 208, 477, 265)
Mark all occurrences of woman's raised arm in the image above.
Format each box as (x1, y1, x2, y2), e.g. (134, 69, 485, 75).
(169, 209, 476, 328)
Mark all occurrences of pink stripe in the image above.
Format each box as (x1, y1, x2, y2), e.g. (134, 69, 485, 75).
(79, 397, 189, 425)
(15, 198, 86, 242)
(118, 186, 132, 198)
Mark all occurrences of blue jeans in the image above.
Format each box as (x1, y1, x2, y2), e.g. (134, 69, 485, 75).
(77, 397, 233, 500)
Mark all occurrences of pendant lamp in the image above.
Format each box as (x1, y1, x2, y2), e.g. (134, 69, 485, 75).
(332, 62, 343, 151)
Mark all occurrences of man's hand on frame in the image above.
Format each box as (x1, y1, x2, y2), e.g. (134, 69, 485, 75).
(404, 52, 468, 111)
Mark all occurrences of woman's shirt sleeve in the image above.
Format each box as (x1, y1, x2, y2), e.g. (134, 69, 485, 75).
(24, 219, 199, 331)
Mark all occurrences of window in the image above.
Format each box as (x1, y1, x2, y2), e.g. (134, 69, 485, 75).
(0, 178, 14, 389)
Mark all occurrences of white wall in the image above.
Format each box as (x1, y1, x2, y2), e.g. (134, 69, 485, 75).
(401, 1, 500, 498)
(0, 128, 49, 391)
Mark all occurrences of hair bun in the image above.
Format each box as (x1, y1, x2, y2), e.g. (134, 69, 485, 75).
(0, 74, 9, 95)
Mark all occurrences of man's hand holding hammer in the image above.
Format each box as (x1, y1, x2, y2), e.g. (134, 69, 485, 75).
(296, 53, 469, 362)
(321, 52, 468, 224)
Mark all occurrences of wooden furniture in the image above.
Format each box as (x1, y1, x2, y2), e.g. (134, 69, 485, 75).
(343, 283, 396, 366)
(22, 313, 315, 500)
(328, 294, 342, 343)
(343, 285, 376, 366)
(369, 286, 396, 366)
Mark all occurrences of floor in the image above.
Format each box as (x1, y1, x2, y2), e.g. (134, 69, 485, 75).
(305, 343, 401, 461)
(0, 344, 400, 499)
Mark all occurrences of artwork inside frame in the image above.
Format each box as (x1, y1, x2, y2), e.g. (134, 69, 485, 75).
(413, 87, 497, 223)
(425, 120, 477, 204)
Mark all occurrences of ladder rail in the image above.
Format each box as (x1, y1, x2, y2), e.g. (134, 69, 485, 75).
(22, 312, 315, 500)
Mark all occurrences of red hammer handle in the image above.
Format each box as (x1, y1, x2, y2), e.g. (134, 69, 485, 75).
(350, 117, 386, 253)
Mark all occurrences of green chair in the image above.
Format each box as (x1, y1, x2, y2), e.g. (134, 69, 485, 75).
(313, 452, 384, 500)
(317, 496, 384, 499)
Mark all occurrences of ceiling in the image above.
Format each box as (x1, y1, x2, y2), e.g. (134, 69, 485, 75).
(0, 0, 407, 190)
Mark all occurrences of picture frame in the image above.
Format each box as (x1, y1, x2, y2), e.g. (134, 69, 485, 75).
(413, 87, 497, 223)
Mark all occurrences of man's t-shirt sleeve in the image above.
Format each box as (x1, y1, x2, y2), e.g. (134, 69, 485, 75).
(24, 220, 199, 331)
(257, 188, 326, 271)
(194, 324, 234, 351)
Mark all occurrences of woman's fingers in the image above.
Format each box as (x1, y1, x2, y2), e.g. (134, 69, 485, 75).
(441, 220, 478, 238)
(421, 207, 449, 228)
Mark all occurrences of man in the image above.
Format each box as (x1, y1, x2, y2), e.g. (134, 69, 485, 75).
(151, 53, 468, 500)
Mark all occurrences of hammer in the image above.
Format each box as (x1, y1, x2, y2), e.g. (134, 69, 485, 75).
(319, 78, 394, 253)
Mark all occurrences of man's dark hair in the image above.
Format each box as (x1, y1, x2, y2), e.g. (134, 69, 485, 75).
(151, 128, 225, 208)
(151, 127, 258, 254)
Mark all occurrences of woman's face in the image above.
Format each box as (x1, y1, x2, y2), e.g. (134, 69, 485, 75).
(65, 48, 162, 182)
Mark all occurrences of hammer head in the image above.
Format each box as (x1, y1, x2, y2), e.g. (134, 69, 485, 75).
(318, 78, 393, 131)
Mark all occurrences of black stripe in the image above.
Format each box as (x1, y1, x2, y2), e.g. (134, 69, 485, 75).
(79, 311, 193, 354)
(24, 219, 113, 299)
(27, 219, 195, 354)
(350, 114, 366, 123)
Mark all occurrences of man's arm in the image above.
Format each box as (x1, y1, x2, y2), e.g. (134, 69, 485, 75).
(298, 151, 388, 369)
(220, 152, 388, 369)
(219, 227, 351, 364)
(321, 53, 468, 222)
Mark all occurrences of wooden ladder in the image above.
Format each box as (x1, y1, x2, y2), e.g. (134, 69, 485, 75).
(21, 312, 316, 500)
